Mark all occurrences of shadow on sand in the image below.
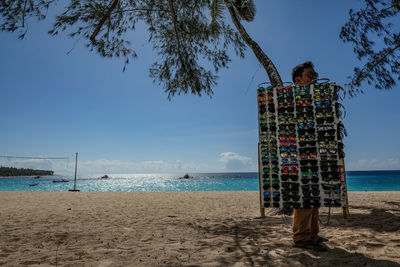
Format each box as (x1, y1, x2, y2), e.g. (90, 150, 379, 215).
(185, 204, 399, 266)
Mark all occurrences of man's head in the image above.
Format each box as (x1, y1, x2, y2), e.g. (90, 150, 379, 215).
(292, 61, 318, 85)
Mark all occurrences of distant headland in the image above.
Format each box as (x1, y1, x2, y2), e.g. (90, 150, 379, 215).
(0, 167, 54, 177)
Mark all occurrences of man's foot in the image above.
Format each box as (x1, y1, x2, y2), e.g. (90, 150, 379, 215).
(293, 243, 328, 252)
(311, 243, 328, 252)
(317, 237, 329, 243)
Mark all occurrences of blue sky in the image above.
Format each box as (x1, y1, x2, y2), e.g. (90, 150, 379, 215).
(1, 1, 399, 175)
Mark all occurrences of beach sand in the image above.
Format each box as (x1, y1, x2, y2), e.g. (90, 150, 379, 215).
(0, 191, 399, 266)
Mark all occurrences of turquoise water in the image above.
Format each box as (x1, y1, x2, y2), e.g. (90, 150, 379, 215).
(0, 171, 399, 192)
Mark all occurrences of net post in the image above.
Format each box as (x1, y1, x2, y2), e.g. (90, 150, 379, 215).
(258, 143, 265, 218)
(341, 158, 350, 218)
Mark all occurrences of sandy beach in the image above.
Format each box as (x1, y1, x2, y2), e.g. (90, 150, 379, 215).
(0, 191, 399, 266)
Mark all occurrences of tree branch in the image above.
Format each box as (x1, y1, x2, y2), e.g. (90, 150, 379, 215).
(90, 0, 119, 43)
(357, 39, 400, 79)
(22, 0, 27, 27)
(168, 0, 184, 64)
(224, 0, 283, 87)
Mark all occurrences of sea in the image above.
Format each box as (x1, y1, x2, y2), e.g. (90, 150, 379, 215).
(0, 171, 399, 192)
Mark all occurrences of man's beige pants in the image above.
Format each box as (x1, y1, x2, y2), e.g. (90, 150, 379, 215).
(293, 208, 319, 245)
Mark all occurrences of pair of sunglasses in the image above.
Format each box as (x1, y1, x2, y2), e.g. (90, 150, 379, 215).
(298, 122, 315, 129)
(278, 106, 294, 113)
(279, 118, 296, 125)
(295, 94, 312, 100)
(272, 202, 280, 208)
(302, 198, 321, 208)
(301, 177, 319, 184)
(314, 82, 330, 88)
(298, 128, 315, 135)
(323, 188, 341, 195)
(318, 136, 336, 142)
(296, 99, 312, 106)
(302, 189, 320, 197)
(258, 95, 266, 103)
(300, 152, 317, 159)
(282, 182, 299, 190)
(314, 88, 333, 95)
(299, 147, 317, 153)
(320, 154, 338, 161)
(319, 141, 337, 148)
(315, 95, 334, 102)
(261, 139, 277, 145)
(284, 201, 302, 209)
(281, 164, 298, 171)
(278, 101, 294, 108)
(281, 175, 299, 182)
(279, 130, 296, 135)
(299, 159, 318, 166)
(281, 170, 299, 176)
(321, 171, 340, 181)
(323, 198, 341, 207)
(262, 173, 278, 179)
(297, 111, 314, 118)
(277, 92, 293, 98)
(282, 195, 300, 202)
(316, 112, 334, 119)
(320, 164, 338, 172)
(282, 188, 299, 195)
(301, 166, 318, 172)
(280, 146, 296, 152)
(263, 167, 279, 174)
(321, 183, 341, 190)
(297, 117, 314, 123)
(279, 124, 296, 130)
(277, 87, 293, 93)
(282, 158, 298, 164)
(317, 129, 335, 137)
(280, 141, 296, 146)
(302, 184, 320, 190)
(280, 152, 298, 158)
(316, 117, 335, 124)
(262, 151, 277, 157)
(261, 146, 276, 153)
(299, 135, 316, 142)
(320, 148, 338, 154)
(299, 141, 316, 147)
(279, 135, 295, 141)
(315, 100, 332, 108)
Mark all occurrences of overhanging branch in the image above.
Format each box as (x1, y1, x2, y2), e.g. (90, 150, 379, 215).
(90, 0, 119, 43)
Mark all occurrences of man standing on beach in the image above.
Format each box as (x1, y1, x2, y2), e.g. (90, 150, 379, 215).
(291, 61, 328, 252)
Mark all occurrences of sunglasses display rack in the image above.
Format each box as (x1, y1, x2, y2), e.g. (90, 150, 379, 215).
(258, 82, 347, 215)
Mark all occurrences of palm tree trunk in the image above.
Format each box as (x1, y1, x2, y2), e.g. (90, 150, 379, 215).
(224, 0, 283, 87)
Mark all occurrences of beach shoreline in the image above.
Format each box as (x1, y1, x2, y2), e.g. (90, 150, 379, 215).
(0, 191, 399, 266)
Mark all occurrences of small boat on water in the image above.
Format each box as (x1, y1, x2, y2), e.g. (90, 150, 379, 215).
(100, 175, 110, 179)
(179, 173, 191, 179)
(53, 179, 69, 183)
(34, 176, 41, 179)
(29, 183, 38, 186)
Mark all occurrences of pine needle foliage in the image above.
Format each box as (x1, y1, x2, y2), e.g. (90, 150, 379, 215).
(340, 0, 400, 96)
(0, 0, 246, 99)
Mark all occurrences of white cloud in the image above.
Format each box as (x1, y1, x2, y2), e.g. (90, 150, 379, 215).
(218, 152, 256, 171)
(347, 158, 400, 170)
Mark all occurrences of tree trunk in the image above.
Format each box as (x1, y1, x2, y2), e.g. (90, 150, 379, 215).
(224, 0, 283, 87)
